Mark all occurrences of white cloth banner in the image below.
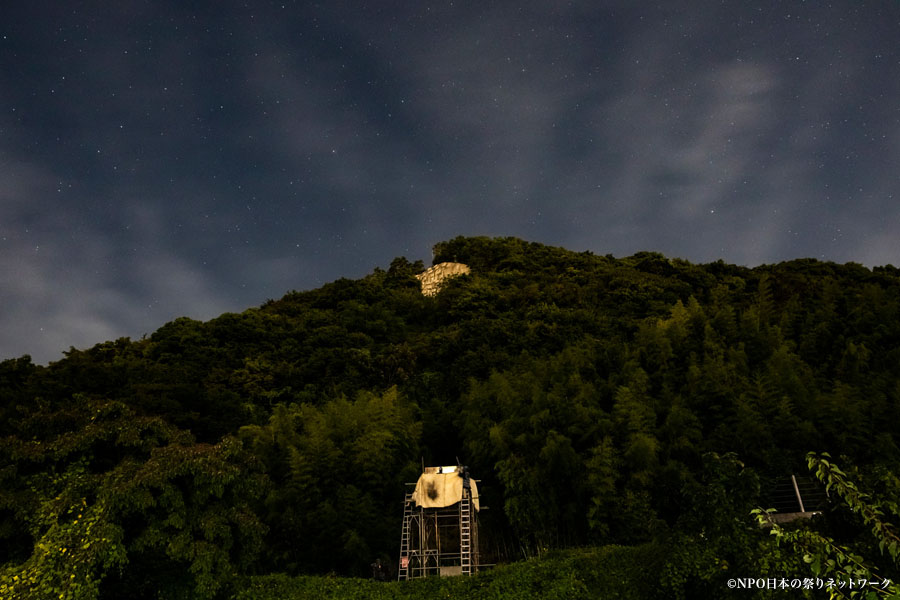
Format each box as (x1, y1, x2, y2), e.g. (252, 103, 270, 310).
(411, 471, 480, 511)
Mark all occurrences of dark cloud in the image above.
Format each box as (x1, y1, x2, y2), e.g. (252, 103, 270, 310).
(2, 1, 898, 362)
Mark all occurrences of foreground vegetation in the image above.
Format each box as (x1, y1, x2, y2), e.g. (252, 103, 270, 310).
(233, 544, 662, 600)
(2, 236, 900, 598)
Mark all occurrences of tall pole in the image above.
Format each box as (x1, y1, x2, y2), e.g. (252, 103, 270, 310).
(791, 474, 806, 513)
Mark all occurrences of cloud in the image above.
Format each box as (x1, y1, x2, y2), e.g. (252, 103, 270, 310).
(3, 0, 899, 364)
(0, 145, 233, 363)
(859, 223, 900, 268)
(0, 227, 232, 363)
(0, 231, 128, 362)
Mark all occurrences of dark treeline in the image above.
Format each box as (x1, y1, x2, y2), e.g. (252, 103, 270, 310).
(2, 236, 900, 598)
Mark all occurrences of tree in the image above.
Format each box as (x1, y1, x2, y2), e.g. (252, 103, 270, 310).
(238, 387, 421, 575)
(754, 453, 900, 599)
(0, 399, 266, 600)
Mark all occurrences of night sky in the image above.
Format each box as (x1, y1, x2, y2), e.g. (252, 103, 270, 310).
(2, 1, 899, 364)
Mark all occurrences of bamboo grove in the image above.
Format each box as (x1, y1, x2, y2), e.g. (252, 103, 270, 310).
(2, 236, 900, 598)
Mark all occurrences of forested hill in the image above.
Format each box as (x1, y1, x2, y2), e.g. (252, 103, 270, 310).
(3, 236, 900, 598)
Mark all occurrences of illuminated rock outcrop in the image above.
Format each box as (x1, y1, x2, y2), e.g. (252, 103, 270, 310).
(415, 262, 470, 296)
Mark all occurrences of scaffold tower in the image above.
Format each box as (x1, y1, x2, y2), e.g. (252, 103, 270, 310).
(397, 465, 481, 579)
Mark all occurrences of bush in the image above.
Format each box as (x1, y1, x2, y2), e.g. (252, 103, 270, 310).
(230, 544, 663, 600)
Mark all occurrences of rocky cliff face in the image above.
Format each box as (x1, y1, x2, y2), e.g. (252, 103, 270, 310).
(415, 262, 470, 296)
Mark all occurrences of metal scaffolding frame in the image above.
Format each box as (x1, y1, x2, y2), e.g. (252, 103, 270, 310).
(398, 482, 479, 579)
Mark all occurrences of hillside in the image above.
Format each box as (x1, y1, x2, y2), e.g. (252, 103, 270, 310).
(2, 236, 900, 599)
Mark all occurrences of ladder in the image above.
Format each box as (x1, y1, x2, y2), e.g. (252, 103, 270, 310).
(460, 488, 473, 575)
(398, 492, 413, 580)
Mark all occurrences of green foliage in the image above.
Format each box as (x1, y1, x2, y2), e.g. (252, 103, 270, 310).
(459, 347, 609, 553)
(5, 236, 900, 596)
(230, 544, 662, 600)
(0, 492, 126, 600)
(0, 399, 266, 599)
(239, 387, 420, 575)
(659, 452, 796, 599)
(753, 453, 900, 599)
